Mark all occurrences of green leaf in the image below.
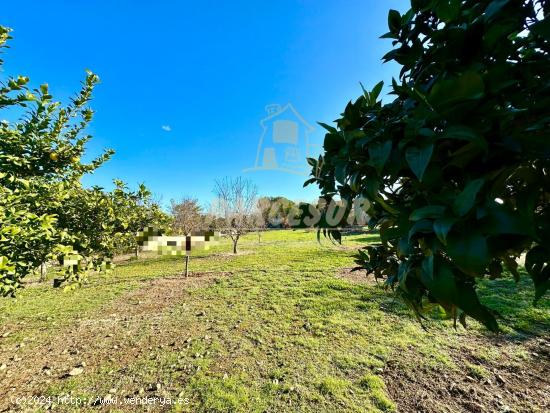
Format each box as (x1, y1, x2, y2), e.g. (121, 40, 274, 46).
(453, 179, 484, 217)
(410, 205, 446, 221)
(433, 217, 456, 245)
(420, 257, 499, 331)
(397, 260, 410, 285)
(388, 9, 401, 33)
(405, 144, 433, 181)
(481, 203, 535, 237)
(421, 255, 434, 280)
(318, 122, 338, 134)
(371, 81, 384, 102)
(435, 0, 461, 22)
(398, 237, 412, 257)
(363, 174, 380, 199)
(323, 132, 344, 152)
(440, 126, 488, 151)
(408, 219, 433, 242)
(334, 161, 347, 185)
(483, 0, 510, 21)
(525, 246, 550, 301)
(368, 141, 392, 172)
(429, 71, 485, 107)
(447, 231, 490, 274)
(532, 16, 550, 39)
(380, 225, 408, 244)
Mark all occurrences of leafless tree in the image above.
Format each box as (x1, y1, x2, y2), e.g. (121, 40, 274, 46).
(170, 197, 202, 235)
(251, 206, 266, 244)
(212, 177, 258, 254)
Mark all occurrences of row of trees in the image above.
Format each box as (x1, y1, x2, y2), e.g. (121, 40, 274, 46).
(169, 180, 300, 254)
(169, 180, 370, 254)
(0, 26, 169, 295)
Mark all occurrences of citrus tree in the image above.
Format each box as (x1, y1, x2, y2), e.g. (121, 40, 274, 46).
(111, 180, 171, 257)
(306, 0, 549, 330)
(56, 180, 170, 263)
(0, 25, 116, 294)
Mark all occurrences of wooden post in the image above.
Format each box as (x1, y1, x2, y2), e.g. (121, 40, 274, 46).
(39, 262, 47, 282)
(184, 255, 190, 277)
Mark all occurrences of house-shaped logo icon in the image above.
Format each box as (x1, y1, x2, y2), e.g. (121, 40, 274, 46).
(245, 103, 315, 176)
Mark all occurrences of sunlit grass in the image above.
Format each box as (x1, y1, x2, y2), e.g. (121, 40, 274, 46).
(0, 229, 548, 412)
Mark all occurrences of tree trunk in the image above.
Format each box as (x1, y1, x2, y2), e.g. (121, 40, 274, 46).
(258, 230, 261, 244)
(135, 245, 140, 259)
(184, 255, 189, 277)
(233, 239, 238, 254)
(39, 262, 47, 282)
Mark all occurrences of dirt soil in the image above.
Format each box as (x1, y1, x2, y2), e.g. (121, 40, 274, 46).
(0, 275, 226, 411)
(339, 268, 550, 413)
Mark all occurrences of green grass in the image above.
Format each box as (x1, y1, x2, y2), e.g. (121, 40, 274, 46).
(0, 229, 548, 412)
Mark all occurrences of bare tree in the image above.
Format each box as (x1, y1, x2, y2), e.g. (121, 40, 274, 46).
(252, 206, 266, 244)
(212, 177, 258, 254)
(170, 197, 202, 235)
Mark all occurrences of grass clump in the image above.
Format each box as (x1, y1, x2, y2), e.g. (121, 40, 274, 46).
(317, 376, 350, 397)
(466, 362, 490, 380)
(359, 374, 396, 412)
(189, 374, 264, 413)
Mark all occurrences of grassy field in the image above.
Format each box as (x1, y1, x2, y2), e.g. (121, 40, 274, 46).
(0, 230, 548, 412)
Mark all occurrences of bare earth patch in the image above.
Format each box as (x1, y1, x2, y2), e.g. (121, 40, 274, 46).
(383, 335, 550, 413)
(0, 274, 228, 411)
(336, 267, 378, 285)
(337, 267, 549, 412)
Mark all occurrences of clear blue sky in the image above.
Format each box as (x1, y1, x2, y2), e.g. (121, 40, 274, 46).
(3, 0, 409, 207)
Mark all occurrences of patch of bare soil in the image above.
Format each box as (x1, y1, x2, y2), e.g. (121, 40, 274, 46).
(336, 267, 378, 285)
(383, 335, 550, 413)
(0, 273, 229, 411)
(338, 269, 550, 412)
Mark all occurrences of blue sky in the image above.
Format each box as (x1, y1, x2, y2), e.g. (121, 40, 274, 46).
(3, 0, 409, 207)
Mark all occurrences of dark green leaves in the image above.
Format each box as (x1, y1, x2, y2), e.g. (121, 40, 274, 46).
(440, 126, 488, 151)
(405, 144, 433, 181)
(433, 217, 456, 245)
(362, 81, 384, 107)
(410, 205, 446, 221)
(483, 0, 510, 21)
(447, 232, 490, 274)
(435, 0, 461, 22)
(429, 72, 485, 107)
(323, 131, 344, 153)
(420, 257, 499, 332)
(371, 81, 384, 102)
(421, 255, 434, 280)
(453, 179, 484, 217)
(525, 246, 550, 301)
(368, 141, 392, 172)
(308, 0, 550, 331)
(388, 9, 401, 33)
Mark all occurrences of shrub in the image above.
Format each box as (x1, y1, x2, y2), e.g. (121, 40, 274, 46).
(306, 0, 549, 330)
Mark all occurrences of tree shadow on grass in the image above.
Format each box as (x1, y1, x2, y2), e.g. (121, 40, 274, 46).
(476, 273, 550, 339)
(343, 268, 550, 340)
